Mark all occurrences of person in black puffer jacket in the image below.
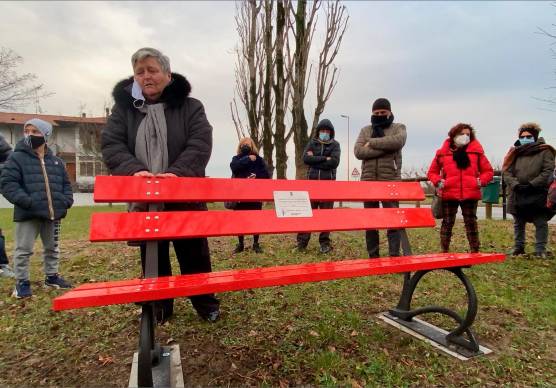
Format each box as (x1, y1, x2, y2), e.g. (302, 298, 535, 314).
(297, 118, 341, 254)
(230, 137, 270, 254)
(1, 118, 74, 299)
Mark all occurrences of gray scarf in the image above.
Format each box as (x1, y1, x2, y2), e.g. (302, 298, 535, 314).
(129, 103, 168, 213)
(135, 103, 169, 174)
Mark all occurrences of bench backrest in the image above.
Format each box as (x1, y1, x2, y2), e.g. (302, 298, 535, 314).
(90, 176, 434, 242)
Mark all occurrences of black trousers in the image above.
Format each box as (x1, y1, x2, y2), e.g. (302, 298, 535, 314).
(140, 238, 220, 320)
(297, 201, 334, 247)
(364, 201, 402, 258)
(0, 230, 8, 266)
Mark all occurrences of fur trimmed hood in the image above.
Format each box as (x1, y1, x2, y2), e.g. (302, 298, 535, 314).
(112, 72, 192, 110)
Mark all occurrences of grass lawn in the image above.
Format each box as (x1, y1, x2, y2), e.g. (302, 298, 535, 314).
(0, 205, 554, 387)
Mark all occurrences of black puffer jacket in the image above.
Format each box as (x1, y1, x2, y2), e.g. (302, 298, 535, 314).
(101, 73, 212, 211)
(303, 123, 341, 180)
(1, 140, 73, 222)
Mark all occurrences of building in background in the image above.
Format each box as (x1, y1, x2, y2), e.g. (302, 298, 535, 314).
(0, 112, 107, 191)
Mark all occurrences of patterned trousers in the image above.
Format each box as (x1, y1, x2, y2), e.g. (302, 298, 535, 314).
(440, 200, 480, 253)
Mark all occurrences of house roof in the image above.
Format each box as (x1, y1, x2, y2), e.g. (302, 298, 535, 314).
(0, 112, 106, 126)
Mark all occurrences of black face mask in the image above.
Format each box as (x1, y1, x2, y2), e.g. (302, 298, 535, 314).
(240, 145, 251, 155)
(371, 114, 394, 128)
(28, 135, 46, 149)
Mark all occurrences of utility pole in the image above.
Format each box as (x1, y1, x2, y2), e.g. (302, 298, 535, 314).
(340, 114, 350, 181)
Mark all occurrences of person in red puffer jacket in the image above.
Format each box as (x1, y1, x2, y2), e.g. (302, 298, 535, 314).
(427, 123, 494, 253)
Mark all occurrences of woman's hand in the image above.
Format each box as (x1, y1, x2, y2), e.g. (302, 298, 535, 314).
(156, 173, 178, 178)
(249, 155, 256, 161)
(306, 150, 314, 156)
(133, 170, 154, 177)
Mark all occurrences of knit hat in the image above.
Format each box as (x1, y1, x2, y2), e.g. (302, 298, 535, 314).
(372, 98, 391, 112)
(518, 122, 541, 141)
(24, 118, 53, 139)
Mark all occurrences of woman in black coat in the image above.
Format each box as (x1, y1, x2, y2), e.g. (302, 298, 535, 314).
(230, 137, 270, 253)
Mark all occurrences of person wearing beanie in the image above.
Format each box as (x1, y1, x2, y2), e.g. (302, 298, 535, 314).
(296, 118, 341, 254)
(354, 98, 407, 258)
(502, 122, 555, 258)
(0, 118, 74, 298)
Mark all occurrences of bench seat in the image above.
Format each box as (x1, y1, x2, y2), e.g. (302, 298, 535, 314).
(53, 252, 504, 311)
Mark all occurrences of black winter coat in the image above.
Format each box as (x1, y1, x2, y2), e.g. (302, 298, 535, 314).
(101, 73, 212, 211)
(303, 137, 341, 180)
(230, 153, 270, 210)
(1, 140, 73, 222)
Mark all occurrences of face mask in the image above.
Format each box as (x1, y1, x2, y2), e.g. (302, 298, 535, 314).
(26, 135, 46, 149)
(454, 134, 470, 147)
(240, 145, 251, 155)
(519, 137, 535, 145)
(132, 79, 145, 108)
(319, 132, 330, 142)
(371, 114, 391, 127)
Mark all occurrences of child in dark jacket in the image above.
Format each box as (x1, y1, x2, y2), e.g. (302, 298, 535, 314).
(1, 119, 74, 298)
(230, 137, 270, 253)
(297, 118, 341, 254)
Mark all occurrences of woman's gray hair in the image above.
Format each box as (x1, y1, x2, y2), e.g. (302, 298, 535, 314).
(131, 47, 171, 73)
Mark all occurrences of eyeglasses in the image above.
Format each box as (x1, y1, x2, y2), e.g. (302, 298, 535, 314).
(519, 135, 533, 139)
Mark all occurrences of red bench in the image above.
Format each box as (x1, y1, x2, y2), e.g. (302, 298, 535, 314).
(53, 176, 505, 386)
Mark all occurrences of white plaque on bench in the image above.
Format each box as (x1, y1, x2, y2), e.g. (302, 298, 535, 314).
(273, 191, 313, 218)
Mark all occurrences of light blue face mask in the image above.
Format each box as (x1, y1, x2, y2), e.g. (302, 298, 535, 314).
(319, 132, 330, 142)
(519, 137, 535, 145)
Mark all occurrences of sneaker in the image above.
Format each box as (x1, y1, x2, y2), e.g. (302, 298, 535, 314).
(0, 264, 15, 278)
(253, 243, 263, 253)
(510, 247, 525, 256)
(320, 245, 333, 254)
(232, 244, 244, 254)
(44, 274, 73, 289)
(200, 309, 220, 323)
(13, 280, 32, 298)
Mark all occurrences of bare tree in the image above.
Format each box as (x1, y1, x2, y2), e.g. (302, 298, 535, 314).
(261, 0, 275, 176)
(289, 0, 319, 179)
(289, 0, 348, 179)
(309, 1, 348, 134)
(0, 47, 51, 111)
(273, 0, 293, 179)
(230, 0, 264, 145)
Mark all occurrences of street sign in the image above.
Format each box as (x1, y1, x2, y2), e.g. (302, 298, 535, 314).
(351, 167, 360, 181)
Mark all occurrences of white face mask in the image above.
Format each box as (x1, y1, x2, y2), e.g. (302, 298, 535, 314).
(454, 134, 470, 147)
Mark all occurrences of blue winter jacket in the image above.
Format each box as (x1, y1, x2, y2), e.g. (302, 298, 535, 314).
(1, 139, 73, 222)
(230, 154, 270, 179)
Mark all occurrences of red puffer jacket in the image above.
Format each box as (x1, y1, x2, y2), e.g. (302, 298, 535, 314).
(427, 138, 494, 201)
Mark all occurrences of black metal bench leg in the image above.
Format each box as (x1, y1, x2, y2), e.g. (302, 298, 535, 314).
(138, 303, 162, 387)
(388, 267, 481, 354)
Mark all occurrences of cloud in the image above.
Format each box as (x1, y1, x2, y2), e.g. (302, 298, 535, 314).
(1, 1, 554, 179)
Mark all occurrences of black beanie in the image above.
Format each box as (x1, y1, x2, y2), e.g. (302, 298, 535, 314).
(518, 122, 541, 141)
(372, 98, 391, 112)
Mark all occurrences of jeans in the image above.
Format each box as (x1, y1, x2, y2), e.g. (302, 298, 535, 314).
(13, 219, 61, 281)
(513, 215, 549, 253)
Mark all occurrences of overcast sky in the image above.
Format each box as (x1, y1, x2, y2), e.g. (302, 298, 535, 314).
(1, 1, 555, 179)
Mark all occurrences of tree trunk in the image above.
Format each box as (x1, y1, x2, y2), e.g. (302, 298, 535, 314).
(262, 0, 275, 177)
(274, 0, 288, 179)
